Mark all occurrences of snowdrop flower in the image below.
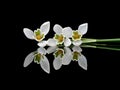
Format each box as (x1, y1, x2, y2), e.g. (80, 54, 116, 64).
(23, 21, 50, 47)
(72, 46, 87, 70)
(47, 24, 72, 47)
(47, 47, 72, 70)
(23, 47, 50, 74)
(72, 23, 88, 46)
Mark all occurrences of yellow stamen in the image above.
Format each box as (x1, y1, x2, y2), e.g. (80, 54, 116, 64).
(55, 34, 64, 44)
(34, 29, 44, 41)
(54, 49, 64, 58)
(36, 34, 44, 41)
(72, 31, 82, 41)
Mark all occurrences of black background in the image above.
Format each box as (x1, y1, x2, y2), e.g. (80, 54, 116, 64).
(14, 1, 120, 88)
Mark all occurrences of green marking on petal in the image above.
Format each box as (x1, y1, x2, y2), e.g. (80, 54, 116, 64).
(34, 53, 44, 64)
(72, 51, 80, 61)
(34, 29, 45, 41)
(72, 31, 82, 41)
(54, 34, 64, 44)
(54, 49, 64, 58)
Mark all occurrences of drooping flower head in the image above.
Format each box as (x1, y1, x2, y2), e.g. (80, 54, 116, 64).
(47, 24, 73, 47)
(72, 23, 88, 46)
(23, 21, 50, 47)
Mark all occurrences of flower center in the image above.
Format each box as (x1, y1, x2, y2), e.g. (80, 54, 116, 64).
(54, 34, 64, 44)
(34, 29, 44, 41)
(54, 49, 64, 58)
(72, 31, 82, 41)
(72, 51, 80, 61)
(34, 53, 44, 64)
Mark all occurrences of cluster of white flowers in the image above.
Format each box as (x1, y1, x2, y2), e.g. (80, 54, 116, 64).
(23, 21, 88, 74)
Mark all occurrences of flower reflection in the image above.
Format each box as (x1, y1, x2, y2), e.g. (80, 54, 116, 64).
(23, 46, 87, 73)
(72, 46, 87, 70)
(23, 47, 50, 74)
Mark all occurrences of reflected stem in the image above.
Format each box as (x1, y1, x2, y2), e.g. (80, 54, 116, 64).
(82, 38, 120, 43)
(81, 45, 120, 51)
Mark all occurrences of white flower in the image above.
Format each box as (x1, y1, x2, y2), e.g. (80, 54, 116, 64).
(23, 21, 50, 47)
(47, 24, 72, 47)
(23, 47, 50, 74)
(47, 47, 72, 70)
(72, 23, 88, 46)
(72, 46, 87, 70)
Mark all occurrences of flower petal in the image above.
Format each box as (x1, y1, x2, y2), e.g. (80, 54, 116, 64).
(53, 24, 63, 34)
(23, 52, 34, 67)
(37, 47, 46, 55)
(72, 46, 82, 52)
(37, 41, 47, 47)
(47, 46, 57, 54)
(62, 27, 72, 38)
(47, 39, 57, 46)
(62, 47, 72, 65)
(40, 21, 50, 35)
(72, 40, 82, 46)
(64, 38, 71, 47)
(78, 54, 87, 70)
(23, 28, 34, 39)
(53, 55, 62, 70)
(78, 23, 88, 35)
(40, 56, 50, 74)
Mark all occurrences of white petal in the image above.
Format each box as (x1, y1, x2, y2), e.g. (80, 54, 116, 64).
(46, 46, 57, 54)
(62, 27, 72, 38)
(78, 54, 87, 70)
(62, 47, 72, 65)
(40, 21, 50, 35)
(78, 23, 88, 35)
(37, 41, 47, 47)
(53, 24, 63, 34)
(23, 52, 34, 67)
(72, 46, 82, 52)
(53, 55, 62, 70)
(37, 47, 46, 55)
(47, 39, 57, 46)
(23, 28, 34, 39)
(40, 56, 50, 74)
(73, 40, 82, 46)
(64, 38, 71, 47)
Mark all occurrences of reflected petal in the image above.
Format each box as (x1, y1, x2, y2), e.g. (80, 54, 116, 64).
(62, 47, 72, 65)
(40, 21, 50, 35)
(53, 55, 62, 70)
(23, 52, 34, 67)
(40, 56, 50, 74)
(23, 28, 34, 39)
(72, 46, 82, 52)
(78, 23, 88, 35)
(37, 47, 46, 55)
(78, 54, 87, 70)
(47, 46, 57, 54)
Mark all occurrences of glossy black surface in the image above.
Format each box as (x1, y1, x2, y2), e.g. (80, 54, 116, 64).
(14, 2, 120, 86)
